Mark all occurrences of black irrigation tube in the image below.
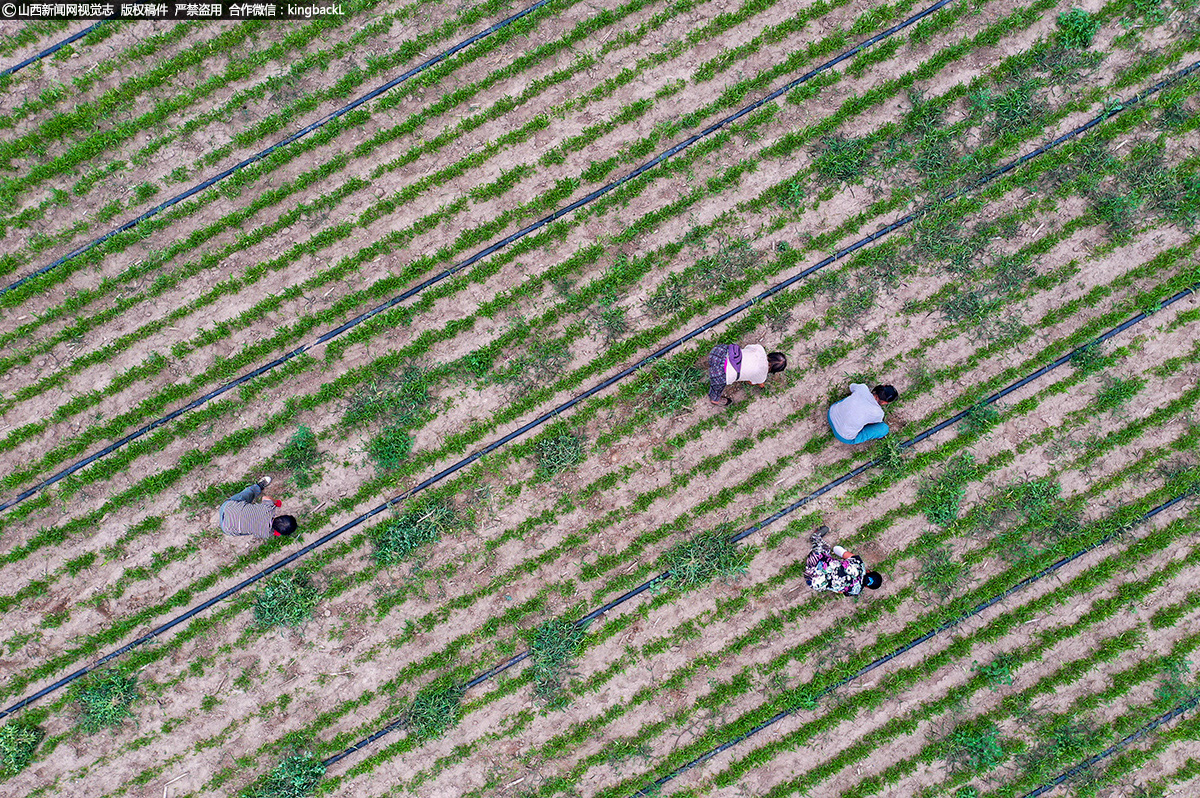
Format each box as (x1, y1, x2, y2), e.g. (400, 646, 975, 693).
(0, 0, 556, 299)
(0, 0, 956, 510)
(626, 489, 1200, 798)
(0, 21, 107, 77)
(0, 0, 958, 721)
(0, 16, 1190, 722)
(1019, 693, 1200, 798)
(319, 276, 1199, 771)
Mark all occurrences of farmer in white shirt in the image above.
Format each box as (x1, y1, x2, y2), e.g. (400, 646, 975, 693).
(828, 383, 898, 444)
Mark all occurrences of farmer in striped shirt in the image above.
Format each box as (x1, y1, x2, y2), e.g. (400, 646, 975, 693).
(804, 526, 882, 596)
(219, 477, 297, 540)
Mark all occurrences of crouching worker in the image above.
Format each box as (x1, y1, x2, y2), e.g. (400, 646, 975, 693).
(828, 383, 898, 444)
(219, 476, 297, 540)
(708, 343, 787, 406)
(804, 525, 882, 596)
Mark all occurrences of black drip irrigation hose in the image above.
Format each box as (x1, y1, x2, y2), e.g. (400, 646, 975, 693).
(626, 489, 1199, 798)
(0, 21, 107, 77)
(317, 280, 1198, 772)
(0, 0, 555, 300)
(0, 28, 1191, 723)
(1019, 693, 1200, 798)
(0, 0, 956, 511)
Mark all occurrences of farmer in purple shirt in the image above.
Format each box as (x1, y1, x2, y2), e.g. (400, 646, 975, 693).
(708, 343, 787, 406)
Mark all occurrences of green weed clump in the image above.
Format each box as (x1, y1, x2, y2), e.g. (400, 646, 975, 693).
(1069, 341, 1109, 375)
(1094, 376, 1145, 413)
(528, 617, 589, 710)
(253, 571, 320, 627)
(366, 423, 414, 471)
(75, 668, 139, 733)
(693, 238, 761, 293)
(944, 720, 1006, 772)
(960, 403, 1001, 437)
(918, 547, 970, 601)
(656, 526, 747, 592)
(1056, 9, 1101, 48)
(0, 722, 43, 776)
(1155, 657, 1199, 704)
(536, 431, 586, 476)
(277, 426, 319, 488)
(814, 136, 872, 182)
(917, 453, 980, 525)
(639, 359, 705, 416)
(244, 752, 325, 798)
(371, 503, 455, 567)
(343, 370, 431, 427)
(1018, 721, 1106, 784)
(405, 682, 464, 741)
(974, 653, 1020, 689)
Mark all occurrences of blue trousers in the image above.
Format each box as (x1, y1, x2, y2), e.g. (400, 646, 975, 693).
(828, 408, 889, 445)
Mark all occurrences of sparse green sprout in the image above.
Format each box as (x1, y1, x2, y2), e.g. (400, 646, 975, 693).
(918, 547, 970, 600)
(75, 668, 139, 733)
(528, 617, 588, 710)
(245, 752, 325, 798)
(536, 431, 586, 476)
(1056, 9, 1101, 48)
(639, 358, 705, 416)
(814, 136, 872, 182)
(0, 722, 43, 777)
(371, 503, 455, 566)
(656, 526, 748, 592)
(254, 571, 320, 628)
(405, 682, 464, 741)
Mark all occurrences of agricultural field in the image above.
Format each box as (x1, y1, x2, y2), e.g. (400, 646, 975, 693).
(1, 0, 1199, 796)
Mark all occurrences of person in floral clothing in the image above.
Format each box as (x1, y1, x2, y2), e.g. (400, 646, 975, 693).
(804, 526, 882, 596)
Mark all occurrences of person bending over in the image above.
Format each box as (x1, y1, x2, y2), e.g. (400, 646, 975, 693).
(708, 343, 787, 406)
(219, 476, 297, 540)
(828, 383, 898, 444)
(804, 525, 882, 596)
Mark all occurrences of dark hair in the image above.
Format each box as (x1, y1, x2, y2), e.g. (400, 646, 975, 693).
(272, 515, 297, 536)
(767, 352, 787, 373)
(863, 571, 883, 590)
(872, 385, 899, 403)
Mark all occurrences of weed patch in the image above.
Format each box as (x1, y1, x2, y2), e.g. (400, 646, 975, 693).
(277, 426, 320, 489)
(244, 753, 325, 798)
(1056, 8, 1101, 48)
(372, 503, 455, 566)
(0, 722, 43, 776)
(918, 546, 970, 601)
(814, 136, 872, 182)
(405, 682, 464, 741)
(536, 431, 586, 476)
(1094, 376, 1145, 413)
(74, 668, 139, 733)
(918, 453, 981, 525)
(656, 526, 747, 592)
(528, 617, 588, 710)
(639, 359, 705, 416)
(254, 571, 320, 627)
